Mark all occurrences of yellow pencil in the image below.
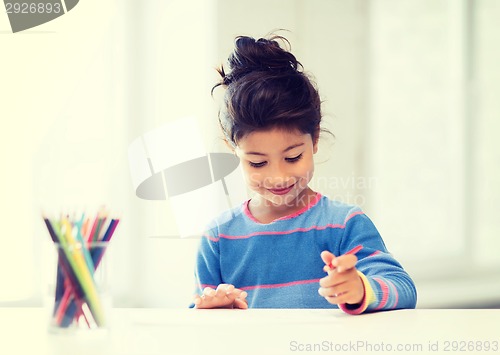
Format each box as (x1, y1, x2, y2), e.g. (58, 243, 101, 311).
(60, 218, 106, 326)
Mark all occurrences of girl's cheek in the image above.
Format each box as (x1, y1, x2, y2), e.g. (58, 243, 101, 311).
(245, 171, 261, 187)
(251, 177, 263, 188)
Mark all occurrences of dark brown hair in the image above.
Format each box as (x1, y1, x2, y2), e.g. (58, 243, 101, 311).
(212, 35, 324, 148)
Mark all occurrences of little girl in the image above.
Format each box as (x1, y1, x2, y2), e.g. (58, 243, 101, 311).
(192, 35, 417, 314)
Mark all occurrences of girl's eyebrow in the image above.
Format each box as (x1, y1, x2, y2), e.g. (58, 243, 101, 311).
(245, 143, 305, 156)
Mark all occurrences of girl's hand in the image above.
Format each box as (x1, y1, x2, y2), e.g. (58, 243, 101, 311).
(193, 284, 248, 309)
(318, 251, 365, 306)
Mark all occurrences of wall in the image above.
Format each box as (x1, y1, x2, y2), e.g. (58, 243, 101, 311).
(1, 0, 499, 309)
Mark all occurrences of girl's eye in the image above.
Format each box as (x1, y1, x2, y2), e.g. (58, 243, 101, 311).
(285, 153, 303, 163)
(249, 161, 267, 168)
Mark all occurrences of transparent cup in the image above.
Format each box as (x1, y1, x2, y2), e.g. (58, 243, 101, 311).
(49, 241, 110, 333)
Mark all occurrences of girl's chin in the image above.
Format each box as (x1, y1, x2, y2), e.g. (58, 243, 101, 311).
(262, 191, 301, 207)
(251, 184, 311, 207)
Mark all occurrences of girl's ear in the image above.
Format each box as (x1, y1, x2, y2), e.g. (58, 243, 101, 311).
(312, 126, 320, 154)
(222, 137, 236, 153)
(228, 144, 238, 156)
(313, 141, 319, 154)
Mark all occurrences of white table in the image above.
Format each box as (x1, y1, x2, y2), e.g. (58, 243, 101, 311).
(1, 308, 499, 355)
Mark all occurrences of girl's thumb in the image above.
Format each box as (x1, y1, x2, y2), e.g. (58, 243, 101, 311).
(320, 250, 335, 266)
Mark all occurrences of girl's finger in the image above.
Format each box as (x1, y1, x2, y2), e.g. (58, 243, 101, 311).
(333, 254, 358, 273)
(193, 295, 202, 306)
(203, 287, 216, 297)
(215, 284, 229, 297)
(234, 298, 249, 309)
(318, 286, 346, 298)
(320, 250, 335, 267)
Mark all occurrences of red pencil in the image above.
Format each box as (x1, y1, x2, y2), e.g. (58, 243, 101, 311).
(328, 245, 363, 269)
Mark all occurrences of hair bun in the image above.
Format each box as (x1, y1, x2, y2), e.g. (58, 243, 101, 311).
(222, 35, 302, 85)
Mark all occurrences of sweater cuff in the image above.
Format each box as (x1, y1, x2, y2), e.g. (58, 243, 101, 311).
(339, 271, 375, 315)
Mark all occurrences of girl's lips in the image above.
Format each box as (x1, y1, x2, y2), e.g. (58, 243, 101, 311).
(268, 184, 295, 195)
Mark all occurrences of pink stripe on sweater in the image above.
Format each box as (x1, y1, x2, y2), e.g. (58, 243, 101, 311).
(240, 278, 321, 291)
(243, 203, 260, 223)
(243, 192, 322, 224)
(344, 211, 364, 224)
(386, 279, 399, 309)
(202, 234, 219, 242)
(276, 193, 322, 220)
(219, 224, 346, 240)
(205, 199, 366, 241)
(373, 277, 390, 311)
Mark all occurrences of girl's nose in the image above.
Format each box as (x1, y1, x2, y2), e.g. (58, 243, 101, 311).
(264, 165, 290, 188)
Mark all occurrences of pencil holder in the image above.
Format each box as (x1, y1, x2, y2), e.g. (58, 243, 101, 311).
(49, 241, 111, 332)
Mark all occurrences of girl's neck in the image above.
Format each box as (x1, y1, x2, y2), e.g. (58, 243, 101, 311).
(248, 187, 318, 224)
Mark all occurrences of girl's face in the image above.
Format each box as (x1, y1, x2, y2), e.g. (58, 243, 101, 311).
(235, 127, 318, 208)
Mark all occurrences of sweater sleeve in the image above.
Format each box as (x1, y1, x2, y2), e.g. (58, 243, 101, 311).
(337, 209, 417, 314)
(194, 230, 222, 295)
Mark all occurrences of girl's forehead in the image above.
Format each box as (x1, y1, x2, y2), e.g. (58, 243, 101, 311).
(237, 128, 312, 150)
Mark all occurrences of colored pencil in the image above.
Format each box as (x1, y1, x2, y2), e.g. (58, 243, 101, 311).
(328, 245, 363, 269)
(55, 217, 105, 326)
(43, 211, 120, 328)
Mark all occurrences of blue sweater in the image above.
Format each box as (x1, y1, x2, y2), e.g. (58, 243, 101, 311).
(194, 193, 417, 313)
